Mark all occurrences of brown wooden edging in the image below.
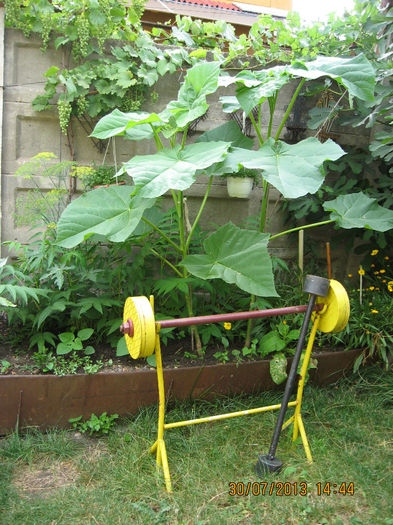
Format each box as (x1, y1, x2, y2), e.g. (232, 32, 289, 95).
(0, 349, 361, 433)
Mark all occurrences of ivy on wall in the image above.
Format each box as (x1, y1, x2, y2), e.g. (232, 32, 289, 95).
(4, 0, 190, 152)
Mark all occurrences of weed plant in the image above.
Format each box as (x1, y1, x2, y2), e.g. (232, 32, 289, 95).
(0, 366, 392, 524)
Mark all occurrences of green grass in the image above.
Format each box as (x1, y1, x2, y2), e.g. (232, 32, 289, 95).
(0, 366, 392, 525)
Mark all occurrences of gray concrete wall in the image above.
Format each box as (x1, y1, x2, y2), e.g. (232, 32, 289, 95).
(0, 8, 4, 249)
(1, 27, 371, 270)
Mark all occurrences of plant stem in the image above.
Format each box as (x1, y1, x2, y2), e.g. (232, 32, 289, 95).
(178, 191, 185, 253)
(184, 279, 203, 355)
(275, 78, 305, 141)
(245, 103, 271, 348)
(267, 94, 277, 139)
(141, 217, 182, 254)
(259, 179, 270, 233)
(181, 128, 188, 150)
(270, 219, 335, 241)
(244, 179, 270, 348)
(249, 111, 264, 145)
(150, 248, 183, 277)
(151, 125, 163, 151)
(185, 176, 213, 252)
(175, 189, 203, 354)
(245, 81, 304, 347)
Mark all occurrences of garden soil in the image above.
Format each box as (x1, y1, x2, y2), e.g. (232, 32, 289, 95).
(0, 310, 230, 376)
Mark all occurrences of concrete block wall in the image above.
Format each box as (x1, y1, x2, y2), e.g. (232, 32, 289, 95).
(1, 26, 371, 272)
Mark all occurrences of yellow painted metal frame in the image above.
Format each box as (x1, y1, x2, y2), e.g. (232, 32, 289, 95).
(126, 280, 349, 492)
(147, 303, 321, 493)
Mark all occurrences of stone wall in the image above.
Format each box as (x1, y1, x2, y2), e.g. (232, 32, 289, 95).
(0, 26, 371, 271)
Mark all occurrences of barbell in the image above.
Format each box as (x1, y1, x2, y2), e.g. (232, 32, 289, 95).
(120, 278, 350, 359)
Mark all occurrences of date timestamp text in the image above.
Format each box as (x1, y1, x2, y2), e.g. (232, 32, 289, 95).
(228, 481, 355, 497)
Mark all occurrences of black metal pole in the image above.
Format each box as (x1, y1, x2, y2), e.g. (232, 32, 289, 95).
(255, 275, 330, 475)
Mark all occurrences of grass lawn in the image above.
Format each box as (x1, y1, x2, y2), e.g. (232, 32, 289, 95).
(1, 365, 392, 525)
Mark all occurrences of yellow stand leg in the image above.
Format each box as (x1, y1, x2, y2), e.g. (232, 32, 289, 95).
(292, 315, 320, 446)
(279, 313, 321, 463)
(152, 324, 173, 492)
(296, 413, 313, 463)
(158, 439, 172, 493)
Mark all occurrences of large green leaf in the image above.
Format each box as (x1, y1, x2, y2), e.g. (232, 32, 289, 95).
(196, 122, 254, 178)
(269, 353, 288, 385)
(91, 109, 161, 140)
(288, 54, 375, 102)
(201, 147, 254, 177)
(242, 137, 345, 198)
(219, 55, 374, 117)
(183, 61, 221, 97)
(181, 223, 277, 297)
(162, 62, 221, 130)
(123, 142, 230, 198)
(219, 67, 290, 115)
(56, 185, 155, 248)
(219, 95, 241, 114)
(236, 69, 290, 115)
(219, 66, 287, 88)
(323, 193, 393, 232)
(197, 121, 254, 149)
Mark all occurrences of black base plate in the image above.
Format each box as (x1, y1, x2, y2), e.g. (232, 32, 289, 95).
(255, 455, 283, 476)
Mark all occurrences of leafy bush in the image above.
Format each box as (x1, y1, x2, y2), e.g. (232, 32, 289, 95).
(1, 223, 156, 353)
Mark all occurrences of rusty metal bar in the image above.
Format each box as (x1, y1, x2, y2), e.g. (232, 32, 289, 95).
(157, 304, 323, 329)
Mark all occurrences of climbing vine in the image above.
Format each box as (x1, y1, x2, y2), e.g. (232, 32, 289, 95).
(4, 0, 390, 162)
(4, 0, 141, 57)
(4, 0, 191, 153)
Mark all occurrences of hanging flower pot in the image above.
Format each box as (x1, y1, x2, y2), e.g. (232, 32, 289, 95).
(225, 168, 259, 199)
(226, 176, 254, 198)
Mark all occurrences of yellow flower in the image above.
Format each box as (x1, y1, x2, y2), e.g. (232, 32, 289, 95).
(282, 320, 287, 325)
(380, 269, 386, 274)
(224, 322, 231, 330)
(388, 285, 393, 292)
(374, 271, 379, 275)
(348, 274, 353, 278)
(358, 268, 365, 276)
(371, 309, 379, 314)
(385, 256, 389, 260)
(383, 279, 387, 283)
(371, 264, 375, 268)
(369, 286, 375, 291)
(371, 249, 379, 256)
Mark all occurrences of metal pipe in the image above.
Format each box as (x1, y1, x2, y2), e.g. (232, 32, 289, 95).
(120, 304, 324, 335)
(158, 304, 321, 328)
(164, 401, 298, 429)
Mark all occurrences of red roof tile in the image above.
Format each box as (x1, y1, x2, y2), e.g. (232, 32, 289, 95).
(174, 0, 241, 11)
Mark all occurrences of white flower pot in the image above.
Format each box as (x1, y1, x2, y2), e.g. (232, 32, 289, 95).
(226, 176, 254, 198)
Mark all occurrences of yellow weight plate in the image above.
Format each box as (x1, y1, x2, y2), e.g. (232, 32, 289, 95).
(316, 280, 350, 333)
(123, 296, 156, 359)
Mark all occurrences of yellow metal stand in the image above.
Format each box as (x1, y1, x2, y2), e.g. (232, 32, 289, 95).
(123, 280, 350, 492)
(149, 311, 321, 492)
